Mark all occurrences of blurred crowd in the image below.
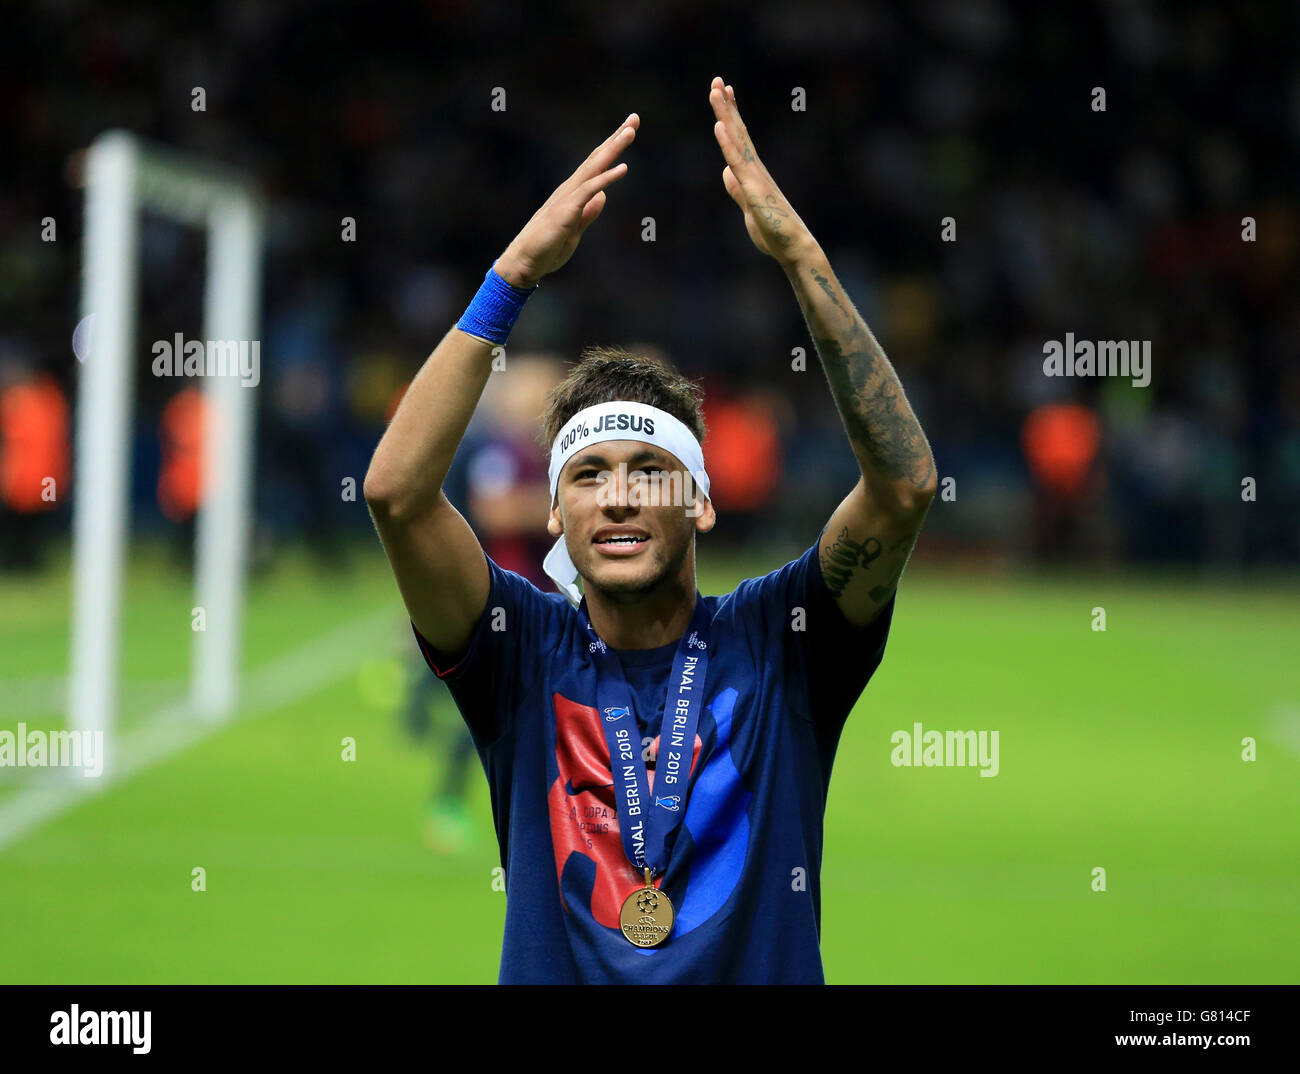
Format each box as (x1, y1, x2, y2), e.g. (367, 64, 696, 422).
(1, 0, 1297, 573)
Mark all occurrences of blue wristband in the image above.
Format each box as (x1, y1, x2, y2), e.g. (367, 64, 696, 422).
(455, 260, 537, 344)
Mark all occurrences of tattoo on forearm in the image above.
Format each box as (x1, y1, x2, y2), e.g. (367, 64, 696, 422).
(794, 267, 934, 490)
(810, 267, 850, 322)
(820, 528, 882, 599)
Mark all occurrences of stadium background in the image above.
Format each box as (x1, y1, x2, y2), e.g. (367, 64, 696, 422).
(1, 0, 1297, 982)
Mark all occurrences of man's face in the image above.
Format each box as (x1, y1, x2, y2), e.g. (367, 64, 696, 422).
(549, 439, 715, 598)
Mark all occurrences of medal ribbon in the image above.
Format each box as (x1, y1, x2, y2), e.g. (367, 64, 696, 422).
(579, 594, 712, 877)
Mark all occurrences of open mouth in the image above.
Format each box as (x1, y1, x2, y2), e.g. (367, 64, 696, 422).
(592, 530, 650, 554)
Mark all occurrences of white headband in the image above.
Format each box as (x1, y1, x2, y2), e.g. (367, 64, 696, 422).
(543, 400, 710, 607)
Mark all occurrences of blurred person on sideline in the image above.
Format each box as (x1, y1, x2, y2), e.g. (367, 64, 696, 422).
(1021, 401, 1105, 561)
(0, 354, 68, 572)
(157, 387, 207, 567)
(699, 385, 784, 547)
(261, 281, 348, 571)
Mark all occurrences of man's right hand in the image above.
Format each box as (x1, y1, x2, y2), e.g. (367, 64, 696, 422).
(496, 113, 640, 288)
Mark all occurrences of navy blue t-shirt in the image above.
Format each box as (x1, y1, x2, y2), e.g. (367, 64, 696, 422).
(412, 534, 894, 984)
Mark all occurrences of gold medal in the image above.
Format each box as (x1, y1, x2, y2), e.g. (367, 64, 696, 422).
(619, 867, 674, 948)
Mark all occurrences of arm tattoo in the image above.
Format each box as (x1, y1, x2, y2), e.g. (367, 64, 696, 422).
(793, 263, 934, 490)
(821, 527, 912, 605)
(810, 266, 849, 320)
(819, 528, 882, 599)
(753, 194, 794, 247)
(869, 561, 905, 604)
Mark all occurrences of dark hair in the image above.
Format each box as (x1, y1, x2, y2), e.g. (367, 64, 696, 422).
(538, 345, 707, 449)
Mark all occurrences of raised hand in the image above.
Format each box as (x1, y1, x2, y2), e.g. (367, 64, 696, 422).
(709, 77, 815, 263)
(497, 113, 640, 287)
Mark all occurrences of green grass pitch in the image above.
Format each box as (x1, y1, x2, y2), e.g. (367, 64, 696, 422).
(1, 543, 1296, 983)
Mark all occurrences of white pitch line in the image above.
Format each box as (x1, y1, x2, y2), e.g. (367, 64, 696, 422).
(0, 607, 398, 852)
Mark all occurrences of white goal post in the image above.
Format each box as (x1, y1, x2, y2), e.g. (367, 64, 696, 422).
(70, 130, 264, 763)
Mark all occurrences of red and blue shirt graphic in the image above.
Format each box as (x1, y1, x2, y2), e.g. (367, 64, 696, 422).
(413, 534, 893, 983)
